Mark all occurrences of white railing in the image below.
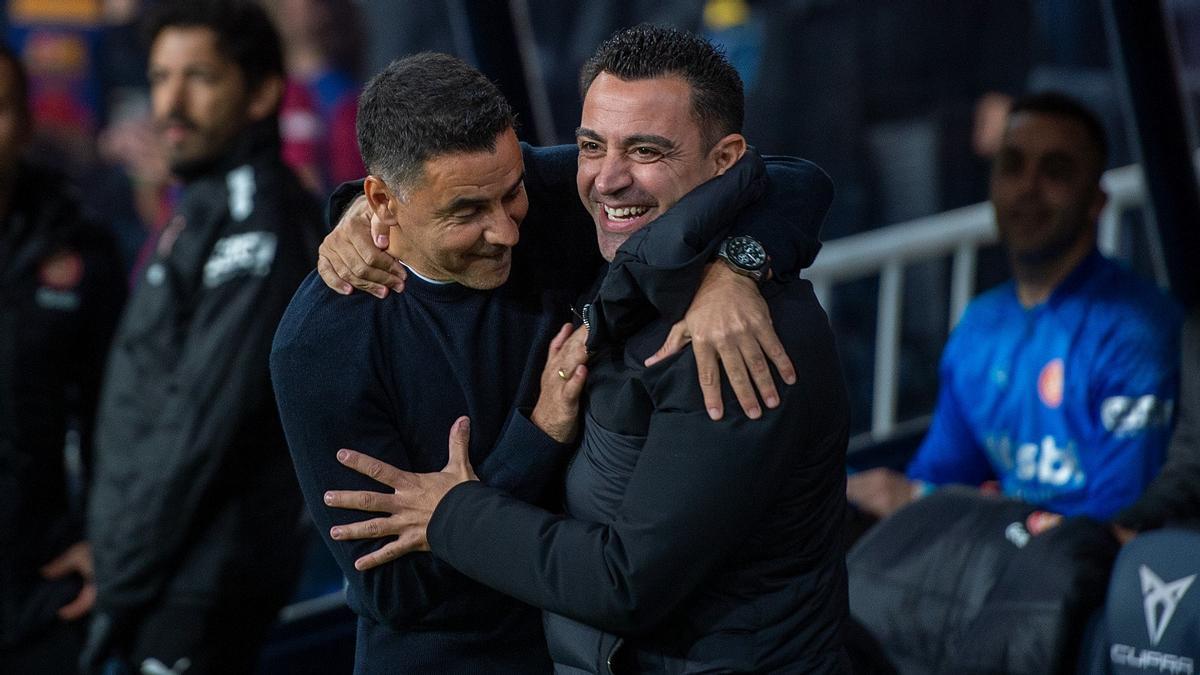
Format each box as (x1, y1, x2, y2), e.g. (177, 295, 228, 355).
(806, 162, 1161, 441)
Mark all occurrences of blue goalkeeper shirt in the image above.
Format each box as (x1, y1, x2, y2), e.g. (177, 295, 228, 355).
(907, 250, 1182, 520)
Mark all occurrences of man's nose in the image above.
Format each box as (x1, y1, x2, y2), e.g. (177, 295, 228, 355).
(1015, 166, 1044, 198)
(484, 209, 520, 247)
(155, 77, 187, 118)
(594, 153, 632, 195)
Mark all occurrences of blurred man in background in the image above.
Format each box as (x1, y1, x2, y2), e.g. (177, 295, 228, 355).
(848, 92, 1181, 523)
(0, 42, 126, 674)
(843, 90, 1182, 675)
(85, 2, 322, 673)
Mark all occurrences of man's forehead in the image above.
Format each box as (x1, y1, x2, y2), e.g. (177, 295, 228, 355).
(1003, 112, 1092, 156)
(419, 136, 523, 202)
(150, 26, 227, 65)
(578, 73, 698, 142)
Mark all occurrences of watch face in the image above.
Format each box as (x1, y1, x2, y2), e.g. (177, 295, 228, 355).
(727, 236, 767, 269)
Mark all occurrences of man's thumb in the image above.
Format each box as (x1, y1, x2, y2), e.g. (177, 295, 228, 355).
(446, 416, 472, 474)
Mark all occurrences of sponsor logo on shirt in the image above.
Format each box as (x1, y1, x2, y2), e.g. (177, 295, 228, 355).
(1014, 435, 1085, 489)
(986, 433, 1087, 498)
(203, 231, 276, 288)
(1102, 395, 1174, 437)
(1037, 358, 1064, 408)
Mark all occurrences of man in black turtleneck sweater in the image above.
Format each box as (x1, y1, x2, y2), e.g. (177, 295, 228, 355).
(86, 3, 323, 673)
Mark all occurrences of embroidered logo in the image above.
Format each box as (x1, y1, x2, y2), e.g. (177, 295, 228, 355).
(1037, 358, 1064, 408)
(203, 231, 276, 288)
(38, 250, 83, 290)
(1141, 565, 1195, 645)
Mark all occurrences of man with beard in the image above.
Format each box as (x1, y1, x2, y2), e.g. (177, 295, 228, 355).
(86, 2, 322, 673)
(848, 92, 1181, 523)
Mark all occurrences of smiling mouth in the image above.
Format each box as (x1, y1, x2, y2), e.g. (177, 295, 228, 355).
(602, 204, 650, 222)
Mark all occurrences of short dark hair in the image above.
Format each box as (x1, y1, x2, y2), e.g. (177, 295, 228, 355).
(1009, 91, 1109, 174)
(356, 52, 516, 190)
(579, 24, 743, 149)
(0, 43, 29, 125)
(143, 0, 284, 92)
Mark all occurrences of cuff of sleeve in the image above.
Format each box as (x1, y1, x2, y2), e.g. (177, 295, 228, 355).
(428, 481, 495, 559)
(478, 407, 572, 492)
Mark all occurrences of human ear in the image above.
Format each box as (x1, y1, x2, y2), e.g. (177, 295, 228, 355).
(709, 133, 748, 176)
(363, 176, 400, 228)
(246, 75, 284, 122)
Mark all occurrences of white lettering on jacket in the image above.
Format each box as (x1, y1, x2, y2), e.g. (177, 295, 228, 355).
(203, 231, 276, 288)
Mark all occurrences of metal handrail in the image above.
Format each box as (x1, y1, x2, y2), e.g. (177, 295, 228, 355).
(806, 162, 1154, 441)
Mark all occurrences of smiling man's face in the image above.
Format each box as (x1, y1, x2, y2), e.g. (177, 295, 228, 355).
(575, 72, 725, 261)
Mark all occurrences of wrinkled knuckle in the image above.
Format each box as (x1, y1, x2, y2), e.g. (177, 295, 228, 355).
(366, 521, 381, 537)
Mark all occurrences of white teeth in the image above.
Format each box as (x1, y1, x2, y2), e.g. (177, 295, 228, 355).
(603, 205, 649, 220)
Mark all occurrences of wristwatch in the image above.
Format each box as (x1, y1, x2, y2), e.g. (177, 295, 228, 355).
(716, 235, 770, 282)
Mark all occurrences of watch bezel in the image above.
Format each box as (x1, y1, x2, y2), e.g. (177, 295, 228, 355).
(718, 235, 769, 281)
